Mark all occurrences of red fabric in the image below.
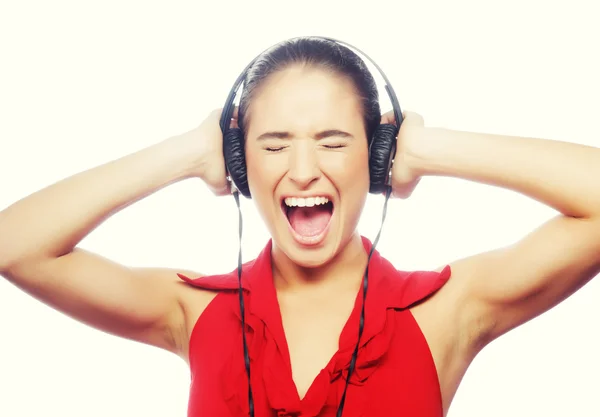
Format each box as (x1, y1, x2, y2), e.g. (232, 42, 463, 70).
(178, 236, 451, 417)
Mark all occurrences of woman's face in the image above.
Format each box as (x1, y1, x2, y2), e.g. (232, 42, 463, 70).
(245, 65, 370, 268)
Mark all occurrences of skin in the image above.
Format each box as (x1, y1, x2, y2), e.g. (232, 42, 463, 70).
(244, 65, 375, 396)
(1, 64, 599, 415)
(245, 65, 370, 275)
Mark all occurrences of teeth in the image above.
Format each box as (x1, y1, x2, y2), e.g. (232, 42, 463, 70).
(284, 196, 330, 207)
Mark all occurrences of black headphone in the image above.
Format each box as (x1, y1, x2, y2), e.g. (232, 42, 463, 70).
(218, 37, 401, 417)
(219, 36, 404, 198)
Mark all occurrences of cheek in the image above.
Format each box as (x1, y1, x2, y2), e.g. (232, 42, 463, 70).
(324, 146, 370, 192)
(245, 146, 282, 203)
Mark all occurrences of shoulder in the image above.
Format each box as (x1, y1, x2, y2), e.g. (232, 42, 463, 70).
(360, 235, 453, 309)
(174, 264, 253, 362)
(373, 250, 453, 310)
(403, 264, 479, 409)
(394, 265, 452, 308)
(176, 268, 245, 331)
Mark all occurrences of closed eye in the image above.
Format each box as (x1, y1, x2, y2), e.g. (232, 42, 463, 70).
(265, 146, 286, 152)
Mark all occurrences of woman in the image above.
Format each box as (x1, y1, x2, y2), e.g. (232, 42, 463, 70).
(0, 37, 598, 416)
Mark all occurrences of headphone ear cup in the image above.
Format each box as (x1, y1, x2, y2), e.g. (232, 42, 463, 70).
(368, 123, 398, 194)
(223, 128, 251, 198)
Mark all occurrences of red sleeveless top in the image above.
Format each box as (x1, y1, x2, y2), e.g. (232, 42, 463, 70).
(177, 237, 451, 416)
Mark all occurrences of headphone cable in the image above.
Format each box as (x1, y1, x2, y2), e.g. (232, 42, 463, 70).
(336, 186, 392, 416)
(233, 190, 255, 417)
(234, 187, 393, 417)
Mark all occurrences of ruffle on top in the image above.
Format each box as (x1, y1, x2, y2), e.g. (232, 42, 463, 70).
(178, 237, 451, 417)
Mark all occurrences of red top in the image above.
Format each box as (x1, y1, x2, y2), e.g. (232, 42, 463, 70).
(178, 237, 451, 417)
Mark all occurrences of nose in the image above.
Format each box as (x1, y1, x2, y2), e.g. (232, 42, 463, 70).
(287, 140, 321, 189)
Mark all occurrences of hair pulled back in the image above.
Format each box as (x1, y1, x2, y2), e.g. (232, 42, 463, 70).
(237, 37, 382, 142)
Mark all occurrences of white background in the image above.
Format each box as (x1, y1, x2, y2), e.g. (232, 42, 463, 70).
(1, 0, 599, 415)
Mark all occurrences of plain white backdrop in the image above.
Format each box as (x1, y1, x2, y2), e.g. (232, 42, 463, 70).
(1, 0, 599, 415)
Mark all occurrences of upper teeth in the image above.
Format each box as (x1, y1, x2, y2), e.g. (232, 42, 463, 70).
(284, 196, 330, 207)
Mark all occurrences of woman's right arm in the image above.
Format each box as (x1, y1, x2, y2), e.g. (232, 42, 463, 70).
(0, 109, 230, 356)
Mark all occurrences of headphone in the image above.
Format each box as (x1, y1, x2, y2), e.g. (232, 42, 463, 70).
(218, 36, 404, 198)
(218, 36, 401, 417)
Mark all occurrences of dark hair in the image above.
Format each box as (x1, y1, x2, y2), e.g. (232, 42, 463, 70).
(238, 37, 381, 142)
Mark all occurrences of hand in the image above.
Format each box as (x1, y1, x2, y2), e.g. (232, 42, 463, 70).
(381, 110, 425, 199)
(179, 108, 238, 196)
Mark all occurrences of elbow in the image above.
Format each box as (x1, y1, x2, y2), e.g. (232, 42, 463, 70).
(0, 235, 13, 275)
(0, 213, 49, 275)
(0, 217, 29, 275)
(0, 256, 19, 279)
(0, 224, 15, 274)
(0, 244, 21, 277)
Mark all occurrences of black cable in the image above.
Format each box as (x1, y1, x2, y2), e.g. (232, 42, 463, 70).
(336, 186, 393, 417)
(236, 187, 393, 417)
(233, 191, 255, 417)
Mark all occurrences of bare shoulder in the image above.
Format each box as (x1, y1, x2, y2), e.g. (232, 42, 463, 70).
(409, 264, 476, 413)
(172, 273, 220, 362)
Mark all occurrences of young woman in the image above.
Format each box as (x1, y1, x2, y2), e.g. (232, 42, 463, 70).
(1, 37, 598, 416)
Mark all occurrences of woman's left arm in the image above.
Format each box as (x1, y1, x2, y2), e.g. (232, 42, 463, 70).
(400, 113, 600, 348)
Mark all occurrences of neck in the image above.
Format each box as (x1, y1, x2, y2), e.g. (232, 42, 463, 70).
(271, 232, 368, 293)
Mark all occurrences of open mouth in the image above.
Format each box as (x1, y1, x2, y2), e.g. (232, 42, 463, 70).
(281, 196, 334, 242)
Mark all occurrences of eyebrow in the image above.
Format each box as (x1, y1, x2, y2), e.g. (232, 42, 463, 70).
(256, 129, 354, 141)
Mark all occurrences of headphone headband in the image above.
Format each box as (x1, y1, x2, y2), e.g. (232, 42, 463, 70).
(220, 38, 401, 417)
(219, 36, 403, 136)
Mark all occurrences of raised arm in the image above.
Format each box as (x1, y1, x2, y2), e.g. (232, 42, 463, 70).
(397, 112, 600, 351)
(0, 109, 230, 356)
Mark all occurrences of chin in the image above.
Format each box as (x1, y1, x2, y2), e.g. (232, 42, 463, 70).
(277, 239, 339, 269)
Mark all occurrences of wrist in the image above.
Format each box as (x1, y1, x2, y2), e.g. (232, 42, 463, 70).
(404, 126, 451, 177)
(161, 131, 208, 181)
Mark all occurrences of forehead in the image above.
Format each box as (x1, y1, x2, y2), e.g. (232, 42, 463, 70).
(246, 66, 364, 139)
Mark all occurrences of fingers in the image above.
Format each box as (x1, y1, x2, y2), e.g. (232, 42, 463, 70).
(391, 178, 421, 199)
(402, 111, 425, 127)
(210, 106, 238, 121)
(381, 110, 425, 127)
(210, 107, 239, 129)
(381, 109, 424, 126)
(230, 106, 239, 129)
(380, 110, 396, 125)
